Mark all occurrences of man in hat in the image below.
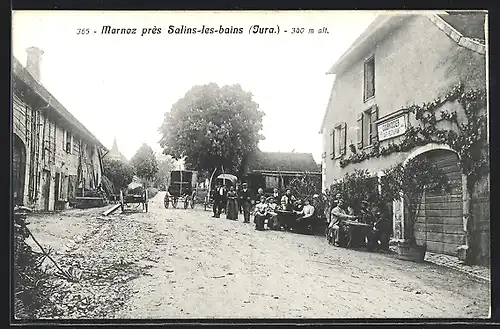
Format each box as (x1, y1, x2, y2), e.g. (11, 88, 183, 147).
(212, 182, 226, 218)
(239, 183, 252, 223)
(327, 197, 358, 246)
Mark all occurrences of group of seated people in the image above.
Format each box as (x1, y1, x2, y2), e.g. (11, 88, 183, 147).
(326, 195, 391, 250)
(252, 188, 322, 233)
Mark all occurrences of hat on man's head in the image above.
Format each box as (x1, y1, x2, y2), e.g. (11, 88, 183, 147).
(242, 182, 248, 186)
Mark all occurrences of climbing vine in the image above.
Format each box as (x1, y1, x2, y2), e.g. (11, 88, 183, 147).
(339, 83, 488, 187)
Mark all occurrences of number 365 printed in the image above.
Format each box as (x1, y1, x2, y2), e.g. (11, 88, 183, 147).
(77, 28, 90, 35)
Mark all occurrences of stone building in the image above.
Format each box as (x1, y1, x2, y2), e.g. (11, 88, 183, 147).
(12, 47, 107, 211)
(319, 13, 488, 264)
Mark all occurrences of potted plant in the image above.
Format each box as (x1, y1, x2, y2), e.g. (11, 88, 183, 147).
(382, 157, 450, 262)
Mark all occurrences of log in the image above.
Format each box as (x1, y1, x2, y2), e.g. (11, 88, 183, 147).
(102, 203, 121, 216)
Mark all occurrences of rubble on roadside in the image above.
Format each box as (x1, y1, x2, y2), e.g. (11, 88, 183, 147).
(27, 212, 158, 319)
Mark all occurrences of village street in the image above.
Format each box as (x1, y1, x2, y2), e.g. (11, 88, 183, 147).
(25, 191, 489, 320)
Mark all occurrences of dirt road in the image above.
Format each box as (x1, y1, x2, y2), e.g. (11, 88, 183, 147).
(23, 191, 490, 319)
(117, 192, 490, 319)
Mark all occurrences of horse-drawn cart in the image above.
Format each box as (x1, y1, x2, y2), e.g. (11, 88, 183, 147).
(164, 170, 198, 209)
(119, 182, 149, 213)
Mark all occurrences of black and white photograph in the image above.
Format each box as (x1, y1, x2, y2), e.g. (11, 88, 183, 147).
(11, 10, 490, 321)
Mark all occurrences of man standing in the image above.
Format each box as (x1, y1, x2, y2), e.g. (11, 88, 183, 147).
(212, 183, 226, 218)
(239, 183, 252, 223)
(327, 198, 358, 246)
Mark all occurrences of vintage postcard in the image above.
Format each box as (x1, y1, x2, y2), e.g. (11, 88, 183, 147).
(11, 10, 490, 321)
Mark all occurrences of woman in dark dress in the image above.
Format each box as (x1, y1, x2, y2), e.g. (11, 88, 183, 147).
(226, 186, 238, 220)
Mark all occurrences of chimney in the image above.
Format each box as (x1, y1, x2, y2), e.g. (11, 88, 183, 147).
(26, 46, 44, 82)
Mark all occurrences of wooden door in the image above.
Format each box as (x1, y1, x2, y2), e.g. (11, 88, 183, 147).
(41, 170, 51, 211)
(414, 150, 464, 256)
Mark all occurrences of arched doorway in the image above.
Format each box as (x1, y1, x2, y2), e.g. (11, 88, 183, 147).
(411, 148, 464, 256)
(13, 134, 26, 206)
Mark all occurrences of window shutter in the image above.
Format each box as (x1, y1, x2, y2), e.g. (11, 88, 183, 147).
(69, 134, 73, 154)
(340, 123, 347, 155)
(371, 105, 379, 144)
(55, 172, 61, 201)
(330, 129, 335, 159)
(62, 129, 66, 150)
(357, 113, 363, 149)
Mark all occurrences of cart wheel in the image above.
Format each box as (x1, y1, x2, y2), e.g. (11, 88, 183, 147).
(164, 195, 170, 209)
(119, 190, 124, 212)
(191, 197, 195, 209)
(184, 196, 189, 209)
(144, 190, 149, 213)
(172, 197, 178, 208)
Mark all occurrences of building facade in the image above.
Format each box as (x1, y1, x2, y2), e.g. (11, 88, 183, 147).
(319, 13, 489, 264)
(12, 47, 107, 211)
(243, 150, 322, 193)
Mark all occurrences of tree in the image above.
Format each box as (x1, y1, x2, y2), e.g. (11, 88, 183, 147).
(102, 159, 135, 192)
(289, 173, 322, 201)
(382, 157, 450, 246)
(153, 153, 177, 190)
(159, 83, 265, 174)
(130, 144, 159, 184)
(327, 169, 380, 214)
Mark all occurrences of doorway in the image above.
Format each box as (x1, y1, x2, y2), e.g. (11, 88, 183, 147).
(12, 134, 26, 206)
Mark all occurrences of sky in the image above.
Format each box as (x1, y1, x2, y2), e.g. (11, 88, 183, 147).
(12, 11, 378, 164)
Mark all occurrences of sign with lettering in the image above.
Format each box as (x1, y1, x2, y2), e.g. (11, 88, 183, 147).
(377, 115, 407, 141)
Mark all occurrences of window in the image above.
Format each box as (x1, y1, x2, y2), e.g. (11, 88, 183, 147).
(63, 129, 73, 154)
(334, 123, 347, 158)
(363, 56, 375, 101)
(265, 176, 279, 189)
(357, 106, 379, 149)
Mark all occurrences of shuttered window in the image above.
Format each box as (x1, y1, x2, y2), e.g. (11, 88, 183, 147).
(334, 123, 347, 158)
(359, 105, 379, 148)
(364, 56, 375, 101)
(370, 105, 379, 144)
(330, 128, 335, 159)
(357, 114, 364, 149)
(340, 123, 347, 156)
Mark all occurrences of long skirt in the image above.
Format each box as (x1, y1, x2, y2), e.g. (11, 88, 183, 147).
(226, 200, 238, 220)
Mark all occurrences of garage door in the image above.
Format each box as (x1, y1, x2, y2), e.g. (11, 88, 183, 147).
(413, 149, 464, 256)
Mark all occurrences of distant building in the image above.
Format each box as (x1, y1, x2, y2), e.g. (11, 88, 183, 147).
(319, 13, 488, 264)
(103, 138, 128, 163)
(12, 47, 107, 211)
(242, 150, 322, 192)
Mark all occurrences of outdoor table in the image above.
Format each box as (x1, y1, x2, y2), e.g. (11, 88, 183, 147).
(276, 210, 298, 230)
(344, 220, 373, 248)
